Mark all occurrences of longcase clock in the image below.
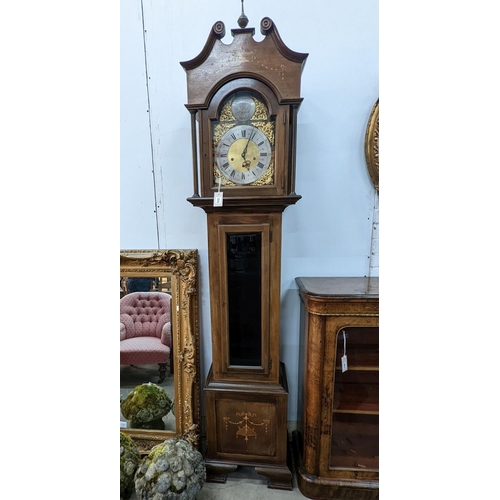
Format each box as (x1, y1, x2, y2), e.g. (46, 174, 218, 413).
(181, 10, 307, 490)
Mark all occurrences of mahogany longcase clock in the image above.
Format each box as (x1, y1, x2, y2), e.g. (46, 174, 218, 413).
(181, 9, 307, 490)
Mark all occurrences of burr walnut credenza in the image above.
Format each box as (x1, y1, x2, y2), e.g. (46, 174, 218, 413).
(293, 277, 379, 500)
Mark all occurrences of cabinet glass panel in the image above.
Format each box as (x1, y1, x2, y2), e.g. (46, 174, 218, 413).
(226, 233, 262, 366)
(330, 326, 379, 470)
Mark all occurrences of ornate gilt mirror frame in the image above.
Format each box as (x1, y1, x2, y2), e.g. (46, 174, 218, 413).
(365, 98, 379, 192)
(120, 249, 201, 452)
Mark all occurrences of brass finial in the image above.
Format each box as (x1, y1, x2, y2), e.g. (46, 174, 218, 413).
(238, 0, 249, 28)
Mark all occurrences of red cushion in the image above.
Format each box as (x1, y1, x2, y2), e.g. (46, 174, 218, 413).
(120, 337, 170, 365)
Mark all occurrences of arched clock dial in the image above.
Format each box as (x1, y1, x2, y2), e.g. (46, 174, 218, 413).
(216, 125, 272, 185)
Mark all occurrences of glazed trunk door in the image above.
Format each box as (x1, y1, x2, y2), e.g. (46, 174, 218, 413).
(217, 223, 271, 379)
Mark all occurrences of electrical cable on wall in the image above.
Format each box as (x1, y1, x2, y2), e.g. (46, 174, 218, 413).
(140, 0, 162, 250)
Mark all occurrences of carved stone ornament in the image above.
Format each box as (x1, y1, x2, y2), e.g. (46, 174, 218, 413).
(364, 99, 379, 192)
(120, 249, 201, 452)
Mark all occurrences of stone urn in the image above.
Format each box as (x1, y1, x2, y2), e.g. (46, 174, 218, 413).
(120, 432, 141, 500)
(134, 438, 206, 500)
(121, 382, 173, 430)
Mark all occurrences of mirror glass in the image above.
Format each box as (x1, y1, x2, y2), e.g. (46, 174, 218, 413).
(120, 250, 201, 452)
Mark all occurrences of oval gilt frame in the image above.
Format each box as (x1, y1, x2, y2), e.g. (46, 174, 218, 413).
(364, 99, 379, 193)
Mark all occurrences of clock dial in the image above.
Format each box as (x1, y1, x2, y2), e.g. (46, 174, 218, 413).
(211, 90, 275, 187)
(216, 125, 272, 185)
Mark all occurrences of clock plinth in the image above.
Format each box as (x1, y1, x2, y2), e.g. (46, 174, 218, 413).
(204, 363, 293, 490)
(181, 16, 307, 490)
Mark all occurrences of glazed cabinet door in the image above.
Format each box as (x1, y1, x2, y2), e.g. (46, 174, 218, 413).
(327, 325, 379, 476)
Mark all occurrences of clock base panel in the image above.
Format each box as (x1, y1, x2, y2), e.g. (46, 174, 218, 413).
(203, 362, 293, 490)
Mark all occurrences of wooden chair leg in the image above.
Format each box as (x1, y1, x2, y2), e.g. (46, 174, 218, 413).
(158, 363, 167, 384)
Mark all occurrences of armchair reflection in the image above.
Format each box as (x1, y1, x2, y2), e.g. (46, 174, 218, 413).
(120, 291, 173, 383)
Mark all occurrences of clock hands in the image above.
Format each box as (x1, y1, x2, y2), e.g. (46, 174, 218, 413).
(241, 129, 259, 169)
(241, 137, 251, 168)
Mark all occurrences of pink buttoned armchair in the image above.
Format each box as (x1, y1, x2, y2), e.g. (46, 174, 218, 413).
(120, 291, 172, 383)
